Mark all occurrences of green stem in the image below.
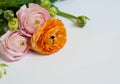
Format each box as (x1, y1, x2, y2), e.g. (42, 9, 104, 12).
(57, 9, 77, 20)
(52, 5, 89, 28)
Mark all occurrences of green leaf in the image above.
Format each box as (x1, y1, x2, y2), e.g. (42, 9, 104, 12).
(0, 64, 8, 67)
(0, 0, 34, 8)
(49, 0, 57, 3)
(0, 19, 8, 36)
(34, 0, 41, 5)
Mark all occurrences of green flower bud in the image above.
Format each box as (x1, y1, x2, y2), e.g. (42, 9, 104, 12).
(49, 7, 58, 17)
(41, 0, 51, 9)
(0, 64, 8, 79)
(4, 10, 14, 21)
(8, 18, 19, 30)
(76, 16, 89, 27)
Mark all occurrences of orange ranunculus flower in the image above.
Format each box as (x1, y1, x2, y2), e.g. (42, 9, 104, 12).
(30, 18, 67, 55)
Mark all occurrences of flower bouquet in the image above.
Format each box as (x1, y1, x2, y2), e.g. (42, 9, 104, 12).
(0, 0, 89, 78)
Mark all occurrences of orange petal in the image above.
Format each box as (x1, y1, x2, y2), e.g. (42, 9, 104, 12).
(30, 18, 67, 55)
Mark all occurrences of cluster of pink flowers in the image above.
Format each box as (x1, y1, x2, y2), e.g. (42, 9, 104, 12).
(0, 3, 50, 62)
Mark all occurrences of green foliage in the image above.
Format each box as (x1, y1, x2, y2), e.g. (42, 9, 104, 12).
(49, 0, 57, 3)
(0, 10, 8, 36)
(0, 0, 57, 8)
(0, 0, 34, 8)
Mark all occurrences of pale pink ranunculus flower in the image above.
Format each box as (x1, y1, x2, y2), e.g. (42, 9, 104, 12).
(0, 30, 30, 62)
(16, 3, 50, 37)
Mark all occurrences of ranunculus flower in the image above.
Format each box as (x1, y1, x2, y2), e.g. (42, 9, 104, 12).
(16, 3, 50, 37)
(0, 30, 30, 62)
(30, 18, 67, 55)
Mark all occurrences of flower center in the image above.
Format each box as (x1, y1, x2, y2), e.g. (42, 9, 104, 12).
(49, 35, 56, 44)
(34, 19, 40, 24)
(50, 36, 55, 39)
(19, 41, 25, 46)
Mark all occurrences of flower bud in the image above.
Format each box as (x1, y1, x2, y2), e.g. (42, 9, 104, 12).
(8, 18, 19, 30)
(4, 10, 14, 21)
(0, 64, 8, 78)
(76, 16, 89, 27)
(49, 7, 57, 17)
(41, 0, 51, 9)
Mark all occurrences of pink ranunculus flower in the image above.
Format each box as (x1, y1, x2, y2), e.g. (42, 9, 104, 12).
(16, 3, 50, 37)
(0, 30, 30, 62)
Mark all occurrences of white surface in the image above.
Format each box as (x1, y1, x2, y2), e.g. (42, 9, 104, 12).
(1, 0, 120, 84)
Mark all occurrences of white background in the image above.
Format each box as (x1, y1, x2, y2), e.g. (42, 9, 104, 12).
(1, 0, 120, 84)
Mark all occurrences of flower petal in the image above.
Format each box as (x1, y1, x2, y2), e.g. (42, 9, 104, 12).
(31, 18, 67, 55)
